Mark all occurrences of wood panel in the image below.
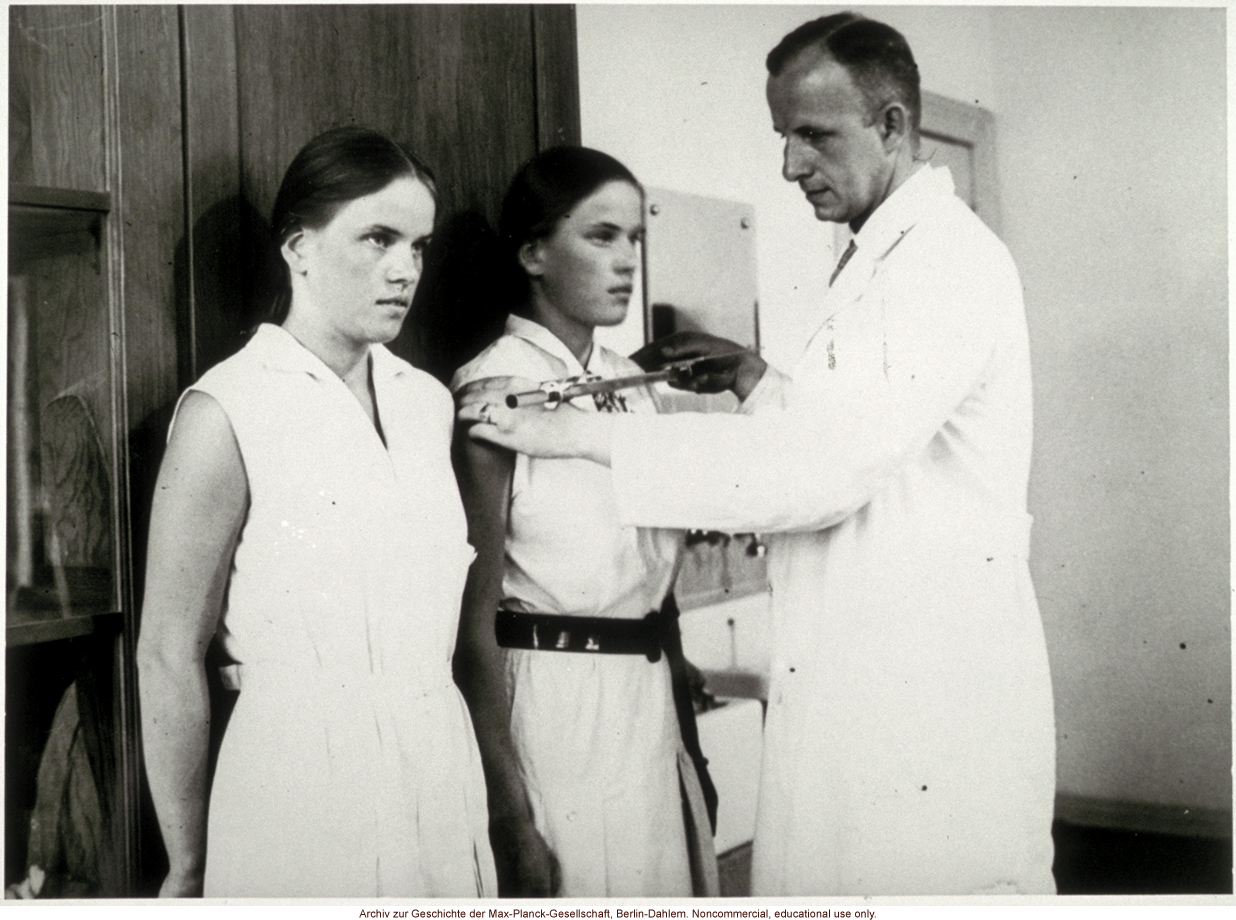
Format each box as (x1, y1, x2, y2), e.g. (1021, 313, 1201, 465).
(532, 4, 581, 150)
(181, 5, 245, 379)
(231, 4, 549, 373)
(113, 5, 184, 430)
(7, 5, 107, 191)
(107, 7, 186, 893)
(234, 4, 539, 228)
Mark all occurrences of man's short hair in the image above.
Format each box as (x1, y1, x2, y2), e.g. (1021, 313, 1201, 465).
(766, 12, 921, 134)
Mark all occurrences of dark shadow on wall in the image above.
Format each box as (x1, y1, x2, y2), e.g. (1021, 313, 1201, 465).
(393, 209, 509, 387)
(173, 194, 274, 387)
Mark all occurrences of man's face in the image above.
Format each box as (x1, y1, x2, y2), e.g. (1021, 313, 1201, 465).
(766, 48, 895, 231)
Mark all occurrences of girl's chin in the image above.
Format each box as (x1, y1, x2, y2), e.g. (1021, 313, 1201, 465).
(592, 300, 631, 327)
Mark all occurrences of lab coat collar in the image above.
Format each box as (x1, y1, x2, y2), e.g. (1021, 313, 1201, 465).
(803, 165, 956, 357)
(850, 164, 956, 263)
(247, 322, 406, 383)
(503, 313, 590, 376)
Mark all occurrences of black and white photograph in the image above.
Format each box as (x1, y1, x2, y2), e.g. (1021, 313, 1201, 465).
(3, 1, 1230, 907)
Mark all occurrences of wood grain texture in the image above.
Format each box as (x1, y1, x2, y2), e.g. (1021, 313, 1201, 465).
(8, 5, 107, 191)
(232, 4, 550, 371)
(234, 4, 538, 233)
(532, 4, 581, 150)
(9, 12, 35, 182)
(113, 4, 184, 429)
(181, 5, 246, 379)
(101, 9, 141, 891)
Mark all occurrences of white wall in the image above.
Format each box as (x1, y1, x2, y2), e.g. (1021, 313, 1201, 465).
(578, 5, 1230, 819)
(992, 6, 1229, 815)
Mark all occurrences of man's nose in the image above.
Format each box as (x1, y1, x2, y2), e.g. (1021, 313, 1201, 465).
(782, 137, 811, 182)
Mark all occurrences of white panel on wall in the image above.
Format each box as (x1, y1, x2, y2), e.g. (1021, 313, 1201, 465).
(642, 187, 759, 350)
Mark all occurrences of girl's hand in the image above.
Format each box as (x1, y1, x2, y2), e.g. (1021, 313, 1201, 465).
(158, 866, 204, 898)
(456, 377, 614, 465)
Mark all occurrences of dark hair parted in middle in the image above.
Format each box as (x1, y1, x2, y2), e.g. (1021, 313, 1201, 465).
(766, 12, 921, 134)
(266, 125, 438, 323)
(498, 146, 641, 310)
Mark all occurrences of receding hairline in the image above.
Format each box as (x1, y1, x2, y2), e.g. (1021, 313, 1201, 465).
(766, 21, 922, 134)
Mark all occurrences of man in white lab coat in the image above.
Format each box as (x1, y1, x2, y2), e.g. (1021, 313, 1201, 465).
(461, 12, 1056, 896)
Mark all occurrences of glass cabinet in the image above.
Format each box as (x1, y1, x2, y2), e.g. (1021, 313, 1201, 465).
(8, 185, 119, 643)
(6, 183, 137, 897)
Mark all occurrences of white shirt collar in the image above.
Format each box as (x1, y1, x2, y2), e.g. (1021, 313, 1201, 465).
(503, 314, 591, 376)
(248, 322, 405, 382)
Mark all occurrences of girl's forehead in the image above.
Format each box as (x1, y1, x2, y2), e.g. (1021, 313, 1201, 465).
(327, 177, 435, 228)
(560, 181, 643, 224)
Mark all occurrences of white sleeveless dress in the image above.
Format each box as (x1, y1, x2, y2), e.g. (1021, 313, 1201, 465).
(180, 323, 496, 897)
(452, 316, 693, 898)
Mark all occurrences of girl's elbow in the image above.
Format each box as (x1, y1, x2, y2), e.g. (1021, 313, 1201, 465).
(136, 628, 206, 681)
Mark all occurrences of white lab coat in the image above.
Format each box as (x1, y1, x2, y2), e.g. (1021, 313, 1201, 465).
(610, 167, 1057, 895)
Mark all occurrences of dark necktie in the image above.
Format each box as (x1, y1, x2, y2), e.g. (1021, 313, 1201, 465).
(830, 239, 857, 287)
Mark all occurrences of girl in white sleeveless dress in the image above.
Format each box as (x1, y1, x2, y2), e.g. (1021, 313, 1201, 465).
(137, 127, 496, 898)
(451, 148, 716, 898)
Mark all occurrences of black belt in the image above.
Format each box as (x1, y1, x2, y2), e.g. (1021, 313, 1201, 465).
(495, 609, 663, 662)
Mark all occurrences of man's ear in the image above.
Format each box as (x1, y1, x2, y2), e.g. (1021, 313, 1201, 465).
(281, 230, 310, 276)
(518, 239, 545, 278)
(878, 102, 910, 153)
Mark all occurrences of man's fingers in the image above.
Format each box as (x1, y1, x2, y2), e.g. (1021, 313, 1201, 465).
(459, 400, 513, 430)
(632, 332, 716, 368)
(668, 369, 733, 394)
(629, 341, 667, 369)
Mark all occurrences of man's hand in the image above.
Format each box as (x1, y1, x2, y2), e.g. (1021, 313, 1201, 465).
(489, 816, 562, 897)
(631, 331, 768, 401)
(456, 377, 614, 465)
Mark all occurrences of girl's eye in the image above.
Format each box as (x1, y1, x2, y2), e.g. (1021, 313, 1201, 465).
(364, 232, 393, 248)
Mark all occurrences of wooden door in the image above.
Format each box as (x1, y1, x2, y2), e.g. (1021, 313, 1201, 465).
(182, 4, 579, 383)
